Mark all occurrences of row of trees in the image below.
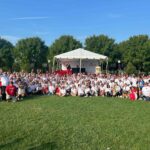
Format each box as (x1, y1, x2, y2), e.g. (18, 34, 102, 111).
(0, 34, 150, 74)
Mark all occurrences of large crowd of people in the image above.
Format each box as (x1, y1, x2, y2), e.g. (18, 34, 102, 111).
(0, 69, 150, 102)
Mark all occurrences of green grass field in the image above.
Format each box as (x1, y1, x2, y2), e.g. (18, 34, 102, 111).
(0, 96, 150, 150)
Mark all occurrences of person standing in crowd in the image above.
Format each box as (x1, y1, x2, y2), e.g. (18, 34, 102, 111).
(0, 73, 9, 100)
(67, 64, 71, 70)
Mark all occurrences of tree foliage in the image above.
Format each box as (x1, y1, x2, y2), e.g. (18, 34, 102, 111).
(85, 35, 115, 57)
(49, 35, 82, 62)
(0, 38, 14, 71)
(125, 62, 137, 74)
(14, 37, 48, 72)
(84, 35, 121, 71)
(118, 35, 150, 73)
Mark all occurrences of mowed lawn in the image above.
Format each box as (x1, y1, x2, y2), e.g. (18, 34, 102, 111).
(0, 96, 150, 150)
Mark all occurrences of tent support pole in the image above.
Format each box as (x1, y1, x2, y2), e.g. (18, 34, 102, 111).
(80, 59, 82, 73)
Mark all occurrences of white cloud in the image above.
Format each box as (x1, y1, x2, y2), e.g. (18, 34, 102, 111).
(10, 16, 49, 20)
(0, 35, 19, 44)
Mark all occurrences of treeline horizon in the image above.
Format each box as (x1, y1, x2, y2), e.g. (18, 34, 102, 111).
(0, 34, 150, 74)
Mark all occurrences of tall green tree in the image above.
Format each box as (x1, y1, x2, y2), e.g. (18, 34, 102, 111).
(118, 35, 150, 73)
(0, 38, 14, 71)
(85, 35, 115, 57)
(108, 43, 123, 71)
(14, 37, 48, 72)
(49, 35, 82, 61)
(142, 40, 150, 73)
(85, 35, 118, 71)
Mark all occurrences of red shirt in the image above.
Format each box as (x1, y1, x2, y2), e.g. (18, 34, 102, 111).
(55, 87, 60, 94)
(6, 85, 17, 96)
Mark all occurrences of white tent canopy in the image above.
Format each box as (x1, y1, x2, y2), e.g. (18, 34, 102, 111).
(53, 48, 108, 73)
(54, 48, 108, 60)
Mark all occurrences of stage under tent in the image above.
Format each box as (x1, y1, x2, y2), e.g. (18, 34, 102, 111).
(53, 48, 108, 74)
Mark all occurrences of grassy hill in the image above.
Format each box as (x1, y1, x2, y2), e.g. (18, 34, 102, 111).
(0, 96, 150, 150)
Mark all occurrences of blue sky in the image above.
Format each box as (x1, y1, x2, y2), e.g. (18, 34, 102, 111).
(0, 0, 150, 45)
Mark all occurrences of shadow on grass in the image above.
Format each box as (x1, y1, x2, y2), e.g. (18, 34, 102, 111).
(20, 95, 48, 102)
(0, 137, 24, 149)
(0, 95, 41, 103)
(28, 142, 57, 150)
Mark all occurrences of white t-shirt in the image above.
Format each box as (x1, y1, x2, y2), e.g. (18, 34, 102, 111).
(115, 86, 121, 92)
(131, 78, 137, 87)
(71, 88, 77, 94)
(105, 87, 111, 93)
(100, 86, 105, 91)
(142, 86, 150, 97)
(78, 87, 84, 95)
(0, 76, 9, 86)
(123, 86, 130, 92)
(49, 85, 55, 93)
(60, 88, 66, 95)
(36, 85, 42, 91)
(91, 86, 97, 92)
(85, 87, 90, 94)
(18, 88, 25, 95)
(124, 79, 131, 85)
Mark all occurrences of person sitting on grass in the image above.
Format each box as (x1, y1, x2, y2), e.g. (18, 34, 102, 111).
(129, 86, 137, 101)
(42, 81, 49, 95)
(122, 83, 130, 99)
(60, 86, 66, 97)
(35, 82, 42, 95)
(105, 84, 112, 97)
(55, 84, 61, 96)
(27, 82, 36, 95)
(91, 83, 98, 96)
(77, 84, 85, 97)
(48, 82, 55, 95)
(99, 84, 105, 97)
(5, 81, 17, 102)
(65, 82, 71, 96)
(114, 83, 122, 97)
(142, 82, 150, 101)
(71, 85, 78, 96)
(85, 84, 91, 97)
(17, 82, 26, 100)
